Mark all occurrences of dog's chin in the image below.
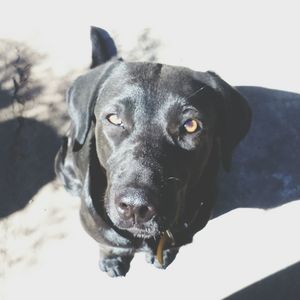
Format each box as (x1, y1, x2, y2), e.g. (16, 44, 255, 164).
(125, 226, 160, 239)
(106, 208, 166, 239)
(108, 215, 162, 239)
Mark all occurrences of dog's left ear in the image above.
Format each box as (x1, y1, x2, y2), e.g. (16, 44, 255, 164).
(206, 71, 252, 171)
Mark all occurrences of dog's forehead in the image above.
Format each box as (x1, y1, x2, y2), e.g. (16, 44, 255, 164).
(100, 62, 206, 106)
(124, 62, 201, 95)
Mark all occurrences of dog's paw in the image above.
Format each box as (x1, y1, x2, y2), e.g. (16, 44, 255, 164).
(145, 248, 179, 269)
(99, 256, 132, 277)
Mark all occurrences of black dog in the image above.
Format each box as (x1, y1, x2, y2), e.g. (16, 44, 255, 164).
(55, 27, 251, 277)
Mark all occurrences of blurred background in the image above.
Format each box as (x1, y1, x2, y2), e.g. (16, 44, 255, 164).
(0, 1, 299, 299)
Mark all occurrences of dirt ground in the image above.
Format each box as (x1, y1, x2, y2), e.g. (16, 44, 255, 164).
(1, 1, 300, 299)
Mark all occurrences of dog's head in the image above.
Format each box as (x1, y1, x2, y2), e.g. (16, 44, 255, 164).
(66, 27, 251, 239)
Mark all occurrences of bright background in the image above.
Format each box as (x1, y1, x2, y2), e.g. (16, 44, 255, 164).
(1, 0, 300, 91)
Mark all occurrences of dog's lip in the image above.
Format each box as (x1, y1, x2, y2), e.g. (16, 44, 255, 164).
(119, 224, 161, 238)
(121, 224, 162, 239)
(105, 209, 164, 238)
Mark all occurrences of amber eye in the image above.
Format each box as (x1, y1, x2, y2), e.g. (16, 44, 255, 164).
(183, 119, 202, 133)
(107, 114, 123, 127)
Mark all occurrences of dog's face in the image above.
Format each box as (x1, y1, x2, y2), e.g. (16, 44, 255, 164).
(68, 63, 251, 239)
(65, 27, 251, 240)
(92, 63, 218, 237)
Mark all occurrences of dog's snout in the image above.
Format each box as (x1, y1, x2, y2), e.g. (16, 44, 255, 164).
(116, 196, 156, 225)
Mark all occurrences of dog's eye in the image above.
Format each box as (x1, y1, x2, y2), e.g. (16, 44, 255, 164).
(183, 119, 202, 133)
(107, 114, 124, 127)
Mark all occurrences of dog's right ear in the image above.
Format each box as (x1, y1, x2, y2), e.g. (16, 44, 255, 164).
(67, 62, 117, 151)
(90, 26, 118, 68)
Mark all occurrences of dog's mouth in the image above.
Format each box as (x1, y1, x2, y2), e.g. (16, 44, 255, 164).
(125, 225, 160, 239)
(106, 209, 166, 239)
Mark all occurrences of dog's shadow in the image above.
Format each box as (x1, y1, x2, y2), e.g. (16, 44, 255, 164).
(213, 86, 300, 217)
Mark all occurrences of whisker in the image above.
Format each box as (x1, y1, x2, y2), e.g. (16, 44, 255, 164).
(186, 86, 205, 99)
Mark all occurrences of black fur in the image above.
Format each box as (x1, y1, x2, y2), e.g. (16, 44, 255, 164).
(55, 27, 251, 277)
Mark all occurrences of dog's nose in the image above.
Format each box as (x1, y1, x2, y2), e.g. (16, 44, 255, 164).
(116, 197, 156, 224)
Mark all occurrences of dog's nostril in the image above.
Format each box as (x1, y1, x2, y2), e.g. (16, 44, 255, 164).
(136, 205, 155, 222)
(138, 205, 150, 218)
(119, 202, 128, 209)
(117, 201, 133, 219)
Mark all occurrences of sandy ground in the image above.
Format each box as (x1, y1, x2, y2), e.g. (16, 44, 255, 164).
(1, 1, 300, 299)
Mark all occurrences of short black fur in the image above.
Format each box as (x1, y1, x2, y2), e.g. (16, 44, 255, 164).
(55, 27, 251, 277)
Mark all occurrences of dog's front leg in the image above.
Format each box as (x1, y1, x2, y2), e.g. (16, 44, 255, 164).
(98, 246, 134, 277)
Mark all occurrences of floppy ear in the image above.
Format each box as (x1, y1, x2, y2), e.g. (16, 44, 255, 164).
(90, 26, 118, 68)
(206, 71, 252, 171)
(55, 136, 82, 196)
(67, 62, 117, 151)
